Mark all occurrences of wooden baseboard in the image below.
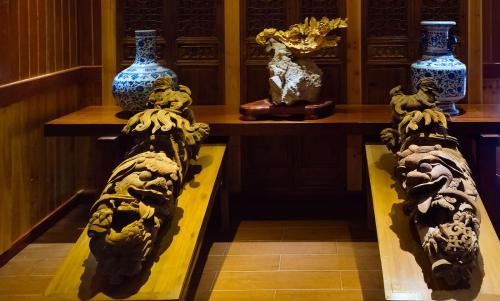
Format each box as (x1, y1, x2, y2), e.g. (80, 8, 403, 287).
(0, 189, 96, 267)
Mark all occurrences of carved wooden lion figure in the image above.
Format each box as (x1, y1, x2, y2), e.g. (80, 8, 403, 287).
(87, 77, 210, 285)
(88, 151, 181, 284)
(396, 144, 480, 285)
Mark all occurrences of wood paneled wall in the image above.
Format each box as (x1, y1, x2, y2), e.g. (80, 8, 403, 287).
(0, 0, 100, 84)
(0, 0, 102, 254)
(362, 0, 468, 104)
(109, 0, 484, 199)
(483, 0, 500, 104)
(115, 0, 224, 105)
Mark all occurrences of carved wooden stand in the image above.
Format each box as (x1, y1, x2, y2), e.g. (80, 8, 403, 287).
(239, 99, 335, 120)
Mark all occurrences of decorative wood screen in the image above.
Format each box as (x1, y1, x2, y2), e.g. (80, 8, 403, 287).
(116, 0, 224, 105)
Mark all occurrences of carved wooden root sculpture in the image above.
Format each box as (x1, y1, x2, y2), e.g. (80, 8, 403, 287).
(380, 77, 480, 286)
(255, 17, 347, 106)
(88, 77, 209, 284)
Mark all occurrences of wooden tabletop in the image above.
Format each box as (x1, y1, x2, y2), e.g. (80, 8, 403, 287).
(44, 104, 500, 136)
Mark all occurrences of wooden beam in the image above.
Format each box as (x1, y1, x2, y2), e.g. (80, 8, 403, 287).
(100, 0, 117, 106)
(224, 0, 240, 105)
(468, 0, 483, 103)
(346, 0, 362, 104)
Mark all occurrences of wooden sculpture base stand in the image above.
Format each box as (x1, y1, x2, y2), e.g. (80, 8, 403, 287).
(239, 99, 335, 120)
(44, 145, 226, 301)
(366, 144, 500, 301)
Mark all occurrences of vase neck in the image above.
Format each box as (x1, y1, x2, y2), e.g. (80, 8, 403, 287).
(422, 23, 454, 56)
(134, 30, 157, 65)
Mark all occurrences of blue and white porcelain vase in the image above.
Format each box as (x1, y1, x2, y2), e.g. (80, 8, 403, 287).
(112, 30, 178, 112)
(411, 21, 466, 115)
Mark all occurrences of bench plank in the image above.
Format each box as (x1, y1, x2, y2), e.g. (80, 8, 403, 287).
(366, 144, 500, 301)
(44, 144, 226, 301)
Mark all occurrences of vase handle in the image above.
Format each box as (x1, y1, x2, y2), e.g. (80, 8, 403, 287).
(448, 33, 458, 52)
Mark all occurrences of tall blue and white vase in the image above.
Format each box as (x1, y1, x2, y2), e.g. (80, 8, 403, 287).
(112, 30, 178, 112)
(411, 21, 466, 115)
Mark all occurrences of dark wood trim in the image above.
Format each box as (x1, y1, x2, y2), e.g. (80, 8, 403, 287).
(0, 189, 96, 267)
(0, 66, 101, 108)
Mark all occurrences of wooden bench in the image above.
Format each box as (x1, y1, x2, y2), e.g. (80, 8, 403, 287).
(44, 144, 226, 301)
(366, 144, 500, 301)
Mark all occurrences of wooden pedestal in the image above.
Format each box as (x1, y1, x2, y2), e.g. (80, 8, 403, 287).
(239, 99, 335, 120)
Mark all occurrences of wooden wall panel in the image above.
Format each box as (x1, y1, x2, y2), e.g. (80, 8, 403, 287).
(0, 0, 97, 85)
(0, 0, 102, 254)
(0, 0, 10, 84)
(116, 0, 224, 105)
(483, 0, 500, 104)
(362, 0, 467, 104)
(0, 84, 100, 253)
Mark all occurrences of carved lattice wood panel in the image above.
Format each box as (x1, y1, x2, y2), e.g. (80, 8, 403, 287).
(241, 0, 348, 196)
(117, 0, 224, 105)
(362, 0, 467, 104)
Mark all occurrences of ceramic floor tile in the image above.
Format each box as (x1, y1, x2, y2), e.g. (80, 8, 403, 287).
(194, 290, 275, 301)
(213, 271, 341, 290)
(226, 241, 337, 255)
(280, 254, 381, 271)
(203, 255, 280, 272)
(275, 289, 386, 301)
(341, 271, 384, 290)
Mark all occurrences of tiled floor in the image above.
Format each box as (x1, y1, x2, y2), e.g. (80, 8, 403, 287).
(0, 205, 385, 301)
(191, 220, 384, 301)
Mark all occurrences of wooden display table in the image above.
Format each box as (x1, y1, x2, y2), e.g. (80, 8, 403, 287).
(366, 144, 500, 301)
(45, 144, 226, 301)
(44, 104, 500, 137)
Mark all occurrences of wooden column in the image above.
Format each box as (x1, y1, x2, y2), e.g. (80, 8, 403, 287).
(468, 0, 483, 103)
(346, 0, 363, 191)
(224, 0, 240, 105)
(346, 0, 362, 104)
(100, 0, 116, 105)
(224, 0, 242, 192)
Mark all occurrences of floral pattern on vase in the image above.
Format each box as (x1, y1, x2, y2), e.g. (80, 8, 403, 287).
(112, 30, 178, 112)
(411, 21, 466, 116)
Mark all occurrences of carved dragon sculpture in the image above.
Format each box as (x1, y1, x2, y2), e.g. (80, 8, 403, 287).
(381, 77, 480, 286)
(88, 77, 209, 284)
